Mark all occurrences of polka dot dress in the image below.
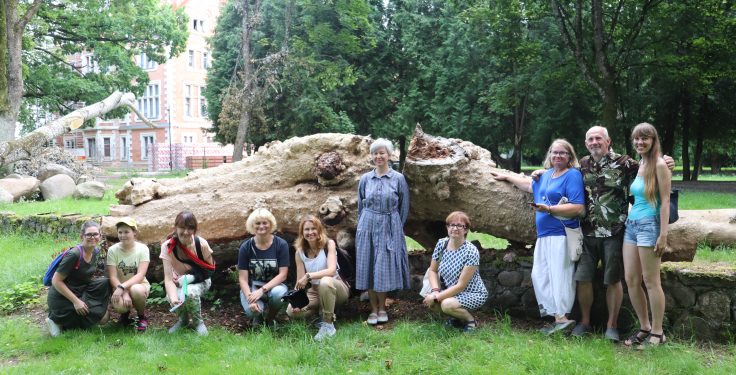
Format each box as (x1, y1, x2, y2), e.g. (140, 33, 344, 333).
(433, 238, 488, 310)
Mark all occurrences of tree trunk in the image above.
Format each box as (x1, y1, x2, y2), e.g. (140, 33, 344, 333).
(680, 88, 692, 181)
(692, 94, 708, 181)
(106, 127, 734, 266)
(232, 0, 261, 162)
(659, 95, 678, 157)
(0, 91, 152, 167)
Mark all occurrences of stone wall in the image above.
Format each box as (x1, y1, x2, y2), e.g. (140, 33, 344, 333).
(406, 250, 736, 342)
(0, 211, 101, 236)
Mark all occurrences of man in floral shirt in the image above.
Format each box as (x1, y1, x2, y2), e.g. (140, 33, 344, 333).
(572, 126, 673, 341)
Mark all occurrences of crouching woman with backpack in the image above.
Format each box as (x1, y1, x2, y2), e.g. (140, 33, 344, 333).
(287, 215, 350, 341)
(46, 221, 111, 337)
(160, 211, 215, 336)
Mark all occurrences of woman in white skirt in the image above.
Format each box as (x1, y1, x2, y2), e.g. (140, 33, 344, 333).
(491, 139, 585, 334)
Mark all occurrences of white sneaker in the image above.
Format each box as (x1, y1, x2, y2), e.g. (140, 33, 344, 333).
(314, 322, 336, 341)
(46, 318, 61, 337)
(168, 319, 188, 334)
(194, 321, 209, 336)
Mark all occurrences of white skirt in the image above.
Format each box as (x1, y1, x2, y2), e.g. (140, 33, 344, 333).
(531, 236, 576, 317)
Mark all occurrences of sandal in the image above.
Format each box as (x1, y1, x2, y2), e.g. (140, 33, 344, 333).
(377, 311, 389, 324)
(366, 313, 378, 325)
(463, 320, 477, 333)
(624, 329, 650, 347)
(444, 318, 462, 329)
(637, 332, 667, 350)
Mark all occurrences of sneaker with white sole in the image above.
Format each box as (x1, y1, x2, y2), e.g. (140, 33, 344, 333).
(168, 319, 188, 334)
(604, 327, 620, 342)
(366, 313, 378, 325)
(571, 323, 592, 337)
(314, 322, 336, 341)
(550, 320, 576, 334)
(46, 317, 61, 337)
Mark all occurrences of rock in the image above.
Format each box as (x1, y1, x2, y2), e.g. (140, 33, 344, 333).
(502, 251, 517, 263)
(74, 181, 106, 200)
(667, 282, 696, 307)
(5, 174, 23, 179)
(76, 175, 90, 184)
(0, 187, 13, 203)
(0, 176, 40, 201)
(37, 163, 78, 182)
(115, 178, 164, 206)
(40, 174, 76, 200)
(109, 204, 135, 217)
(696, 291, 731, 322)
(497, 270, 523, 287)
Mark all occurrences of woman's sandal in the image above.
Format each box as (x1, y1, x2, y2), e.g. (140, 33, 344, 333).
(463, 320, 477, 333)
(637, 332, 667, 350)
(624, 329, 650, 347)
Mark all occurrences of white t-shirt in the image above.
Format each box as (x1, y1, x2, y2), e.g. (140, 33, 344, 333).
(106, 242, 150, 285)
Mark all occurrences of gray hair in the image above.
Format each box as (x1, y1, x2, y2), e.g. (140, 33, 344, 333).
(370, 138, 394, 155)
(586, 125, 610, 141)
(80, 220, 100, 235)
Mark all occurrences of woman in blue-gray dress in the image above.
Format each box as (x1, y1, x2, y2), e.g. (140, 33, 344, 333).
(356, 138, 411, 325)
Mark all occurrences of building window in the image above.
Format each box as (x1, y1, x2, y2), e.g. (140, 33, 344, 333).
(87, 138, 97, 159)
(183, 135, 194, 143)
(200, 86, 207, 118)
(193, 19, 204, 32)
(83, 54, 98, 74)
(64, 139, 75, 149)
(188, 50, 194, 67)
(137, 83, 160, 119)
(184, 85, 192, 116)
(138, 53, 158, 70)
(141, 135, 155, 160)
(121, 137, 129, 161)
(202, 52, 209, 69)
(103, 137, 111, 158)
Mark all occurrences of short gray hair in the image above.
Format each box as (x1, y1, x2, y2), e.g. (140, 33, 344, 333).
(370, 138, 394, 155)
(586, 125, 610, 141)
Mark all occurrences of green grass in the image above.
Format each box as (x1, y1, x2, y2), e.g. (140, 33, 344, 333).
(0, 232, 77, 288)
(1, 316, 735, 373)
(693, 244, 736, 263)
(677, 190, 736, 209)
(407, 232, 509, 252)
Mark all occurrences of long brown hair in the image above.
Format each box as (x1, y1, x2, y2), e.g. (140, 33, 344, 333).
(294, 215, 328, 253)
(167, 211, 198, 240)
(631, 122, 662, 204)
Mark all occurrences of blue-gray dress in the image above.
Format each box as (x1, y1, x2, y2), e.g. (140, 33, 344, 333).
(355, 169, 411, 292)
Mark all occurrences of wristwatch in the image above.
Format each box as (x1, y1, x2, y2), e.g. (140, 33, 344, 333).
(117, 284, 126, 291)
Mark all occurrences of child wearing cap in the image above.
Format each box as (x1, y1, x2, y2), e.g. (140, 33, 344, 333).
(106, 217, 151, 332)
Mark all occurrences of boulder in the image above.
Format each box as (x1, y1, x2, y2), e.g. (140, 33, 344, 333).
(0, 176, 40, 201)
(0, 187, 13, 203)
(40, 174, 76, 200)
(37, 163, 78, 182)
(74, 181, 107, 200)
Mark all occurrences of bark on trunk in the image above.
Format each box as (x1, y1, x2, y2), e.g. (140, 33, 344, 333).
(681, 88, 692, 181)
(0, 91, 153, 167)
(232, 0, 262, 162)
(108, 128, 736, 266)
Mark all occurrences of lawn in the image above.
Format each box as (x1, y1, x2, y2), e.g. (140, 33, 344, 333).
(677, 190, 736, 210)
(2, 315, 736, 374)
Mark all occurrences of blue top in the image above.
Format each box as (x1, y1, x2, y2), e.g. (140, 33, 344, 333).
(531, 168, 585, 237)
(628, 176, 659, 220)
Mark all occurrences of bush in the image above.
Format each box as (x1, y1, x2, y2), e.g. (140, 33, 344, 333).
(0, 281, 42, 314)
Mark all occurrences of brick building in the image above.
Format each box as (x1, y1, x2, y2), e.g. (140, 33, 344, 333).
(57, 0, 227, 170)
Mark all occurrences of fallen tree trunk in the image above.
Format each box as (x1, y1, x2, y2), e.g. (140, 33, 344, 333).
(0, 91, 154, 168)
(108, 127, 736, 264)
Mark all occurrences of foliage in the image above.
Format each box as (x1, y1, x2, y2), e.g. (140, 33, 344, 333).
(17, 0, 189, 132)
(147, 282, 168, 306)
(0, 281, 42, 314)
(206, 0, 374, 146)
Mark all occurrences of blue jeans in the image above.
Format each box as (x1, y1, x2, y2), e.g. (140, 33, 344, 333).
(239, 283, 288, 319)
(623, 216, 660, 247)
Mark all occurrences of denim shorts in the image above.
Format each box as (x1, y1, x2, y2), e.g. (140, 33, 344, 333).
(623, 216, 660, 247)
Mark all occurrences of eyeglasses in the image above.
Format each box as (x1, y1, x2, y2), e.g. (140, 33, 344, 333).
(84, 233, 101, 238)
(446, 224, 467, 230)
(550, 151, 569, 156)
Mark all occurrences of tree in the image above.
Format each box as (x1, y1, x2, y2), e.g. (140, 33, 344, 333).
(0, 0, 188, 143)
(548, 0, 664, 139)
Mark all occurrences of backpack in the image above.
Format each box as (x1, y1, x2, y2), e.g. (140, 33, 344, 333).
(334, 244, 355, 288)
(43, 245, 96, 286)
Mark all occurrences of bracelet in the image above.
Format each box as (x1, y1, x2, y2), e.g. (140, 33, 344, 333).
(431, 288, 440, 292)
(306, 273, 311, 282)
(261, 286, 269, 293)
(117, 284, 126, 291)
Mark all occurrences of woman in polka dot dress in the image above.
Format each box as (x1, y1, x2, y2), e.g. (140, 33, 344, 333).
(423, 211, 488, 331)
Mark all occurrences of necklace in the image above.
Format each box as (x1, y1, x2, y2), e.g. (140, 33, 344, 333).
(552, 168, 568, 178)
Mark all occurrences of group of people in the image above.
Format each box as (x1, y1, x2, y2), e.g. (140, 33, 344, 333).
(46, 126, 672, 347)
(492, 123, 673, 348)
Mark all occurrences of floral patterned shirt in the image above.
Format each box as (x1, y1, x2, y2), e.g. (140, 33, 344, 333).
(580, 151, 639, 237)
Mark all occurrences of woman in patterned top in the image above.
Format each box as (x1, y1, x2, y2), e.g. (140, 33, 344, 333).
(423, 211, 488, 331)
(355, 138, 411, 325)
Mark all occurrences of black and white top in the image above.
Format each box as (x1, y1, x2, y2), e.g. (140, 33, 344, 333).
(433, 238, 488, 310)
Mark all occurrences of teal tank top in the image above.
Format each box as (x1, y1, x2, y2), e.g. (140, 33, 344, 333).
(628, 176, 659, 220)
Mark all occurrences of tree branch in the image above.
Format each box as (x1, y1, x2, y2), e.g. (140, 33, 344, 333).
(34, 47, 84, 76)
(15, 0, 43, 33)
